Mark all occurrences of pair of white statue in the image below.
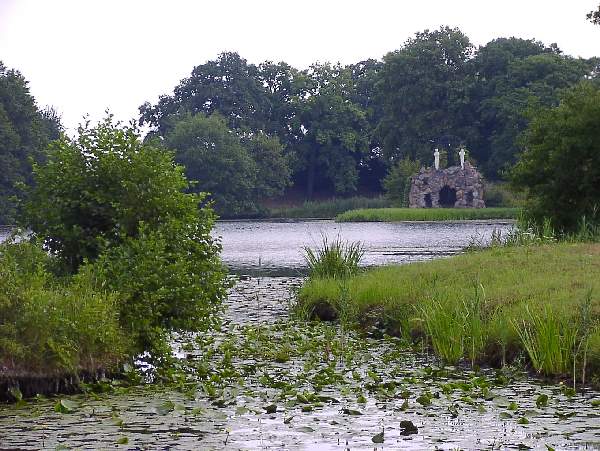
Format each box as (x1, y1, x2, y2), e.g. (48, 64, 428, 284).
(434, 148, 466, 170)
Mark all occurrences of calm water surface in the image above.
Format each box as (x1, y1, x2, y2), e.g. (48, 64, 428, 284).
(214, 220, 513, 275)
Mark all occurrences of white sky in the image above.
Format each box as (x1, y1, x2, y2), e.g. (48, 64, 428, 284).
(0, 0, 598, 132)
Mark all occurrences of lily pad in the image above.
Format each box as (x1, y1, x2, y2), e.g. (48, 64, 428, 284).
(400, 420, 418, 435)
(372, 431, 384, 443)
(54, 399, 79, 414)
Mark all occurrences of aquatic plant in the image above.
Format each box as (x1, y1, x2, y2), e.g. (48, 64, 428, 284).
(303, 236, 364, 279)
(419, 298, 465, 365)
(514, 305, 577, 376)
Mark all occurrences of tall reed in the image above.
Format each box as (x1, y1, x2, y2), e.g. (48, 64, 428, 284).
(303, 236, 364, 279)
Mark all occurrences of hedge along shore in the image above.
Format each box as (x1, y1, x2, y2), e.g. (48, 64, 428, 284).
(298, 243, 600, 384)
(336, 207, 519, 222)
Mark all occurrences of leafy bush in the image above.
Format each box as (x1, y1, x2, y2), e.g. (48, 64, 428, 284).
(485, 182, 521, 207)
(303, 236, 364, 279)
(383, 158, 421, 207)
(0, 240, 127, 373)
(19, 116, 229, 355)
(95, 220, 228, 355)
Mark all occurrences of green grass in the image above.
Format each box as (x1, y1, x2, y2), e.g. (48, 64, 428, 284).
(0, 241, 129, 375)
(336, 207, 519, 222)
(303, 236, 364, 279)
(298, 243, 600, 380)
(268, 196, 390, 219)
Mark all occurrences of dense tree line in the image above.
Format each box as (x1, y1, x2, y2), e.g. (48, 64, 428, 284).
(1, 26, 598, 220)
(140, 27, 598, 215)
(0, 62, 61, 223)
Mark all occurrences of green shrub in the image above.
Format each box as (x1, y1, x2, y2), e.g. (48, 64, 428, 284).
(485, 182, 521, 208)
(383, 158, 421, 207)
(303, 236, 364, 279)
(0, 241, 128, 373)
(95, 220, 228, 355)
(19, 116, 229, 356)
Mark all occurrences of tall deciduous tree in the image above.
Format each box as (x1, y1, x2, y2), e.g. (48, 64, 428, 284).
(588, 5, 600, 24)
(0, 62, 61, 223)
(165, 113, 258, 216)
(291, 63, 369, 198)
(376, 27, 475, 165)
(511, 82, 600, 232)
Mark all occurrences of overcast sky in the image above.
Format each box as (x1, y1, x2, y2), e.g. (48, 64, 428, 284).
(0, 0, 598, 131)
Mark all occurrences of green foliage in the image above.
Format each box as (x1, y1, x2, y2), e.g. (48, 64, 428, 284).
(22, 116, 203, 271)
(20, 116, 228, 354)
(514, 306, 577, 376)
(337, 207, 518, 222)
(268, 196, 390, 219)
(299, 242, 600, 377)
(0, 240, 128, 373)
(511, 82, 600, 232)
(165, 113, 292, 216)
(165, 113, 259, 216)
(303, 236, 364, 279)
(470, 39, 594, 178)
(95, 219, 228, 355)
(292, 63, 370, 197)
(377, 27, 475, 163)
(383, 158, 421, 206)
(484, 182, 522, 207)
(0, 62, 61, 223)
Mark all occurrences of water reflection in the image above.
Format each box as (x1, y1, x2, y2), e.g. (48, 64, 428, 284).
(214, 220, 513, 275)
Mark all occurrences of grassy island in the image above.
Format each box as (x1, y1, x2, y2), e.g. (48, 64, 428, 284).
(336, 207, 519, 222)
(298, 243, 600, 382)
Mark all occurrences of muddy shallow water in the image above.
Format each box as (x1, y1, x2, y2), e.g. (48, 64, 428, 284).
(1, 221, 599, 450)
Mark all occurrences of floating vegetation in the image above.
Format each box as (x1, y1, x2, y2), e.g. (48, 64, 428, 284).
(0, 277, 599, 449)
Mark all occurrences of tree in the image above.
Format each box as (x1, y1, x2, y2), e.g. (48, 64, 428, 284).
(383, 157, 421, 206)
(243, 132, 292, 199)
(0, 62, 61, 223)
(511, 82, 600, 232)
(470, 40, 594, 178)
(588, 5, 600, 24)
(140, 52, 271, 135)
(376, 27, 476, 165)
(291, 63, 370, 198)
(165, 113, 258, 216)
(21, 116, 228, 353)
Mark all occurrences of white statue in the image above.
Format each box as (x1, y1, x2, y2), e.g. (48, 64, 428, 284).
(459, 147, 466, 169)
(434, 148, 440, 170)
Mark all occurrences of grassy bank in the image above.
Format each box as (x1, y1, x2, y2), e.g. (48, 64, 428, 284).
(336, 207, 519, 222)
(298, 243, 600, 383)
(268, 196, 390, 219)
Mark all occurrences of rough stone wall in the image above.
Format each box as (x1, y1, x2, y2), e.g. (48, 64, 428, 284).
(408, 162, 485, 208)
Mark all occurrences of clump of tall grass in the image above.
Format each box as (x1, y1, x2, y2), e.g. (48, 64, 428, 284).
(513, 305, 577, 377)
(337, 207, 519, 222)
(419, 283, 488, 366)
(303, 236, 364, 279)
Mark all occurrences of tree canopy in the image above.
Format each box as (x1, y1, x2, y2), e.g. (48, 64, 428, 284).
(0, 62, 60, 223)
(511, 81, 600, 232)
(137, 28, 598, 208)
